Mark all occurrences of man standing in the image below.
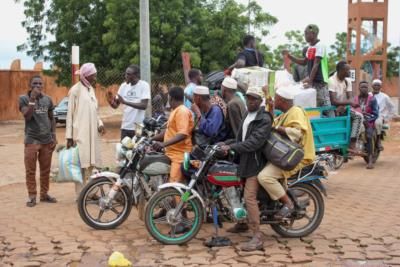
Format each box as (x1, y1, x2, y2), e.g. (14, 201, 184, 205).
(228, 35, 265, 72)
(329, 61, 364, 153)
(283, 25, 332, 111)
(107, 65, 150, 140)
(258, 86, 315, 221)
(372, 79, 396, 151)
(19, 75, 57, 207)
(353, 81, 379, 169)
(66, 63, 105, 196)
(191, 86, 226, 147)
(184, 69, 203, 109)
(221, 77, 246, 138)
(221, 87, 272, 251)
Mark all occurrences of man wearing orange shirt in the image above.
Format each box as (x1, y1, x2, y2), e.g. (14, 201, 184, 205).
(152, 86, 194, 182)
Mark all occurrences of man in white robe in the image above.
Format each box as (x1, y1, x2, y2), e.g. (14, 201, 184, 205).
(66, 63, 105, 195)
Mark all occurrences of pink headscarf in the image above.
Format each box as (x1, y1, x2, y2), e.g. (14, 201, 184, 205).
(75, 63, 97, 88)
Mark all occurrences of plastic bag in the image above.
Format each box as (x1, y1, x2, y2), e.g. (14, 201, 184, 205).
(56, 147, 83, 183)
(274, 69, 295, 89)
(108, 251, 132, 267)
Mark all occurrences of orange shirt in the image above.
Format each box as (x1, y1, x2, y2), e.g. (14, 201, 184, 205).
(164, 104, 194, 162)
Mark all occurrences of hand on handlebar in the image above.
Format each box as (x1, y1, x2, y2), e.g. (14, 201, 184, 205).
(220, 145, 231, 156)
(152, 141, 165, 152)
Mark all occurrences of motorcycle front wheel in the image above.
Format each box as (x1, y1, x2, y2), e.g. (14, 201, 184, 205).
(271, 183, 324, 238)
(77, 177, 133, 230)
(145, 188, 203, 245)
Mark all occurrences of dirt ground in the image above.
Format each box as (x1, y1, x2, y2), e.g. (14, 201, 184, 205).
(1, 109, 400, 266)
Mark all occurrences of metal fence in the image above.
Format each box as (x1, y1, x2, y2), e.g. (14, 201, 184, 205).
(96, 67, 185, 115)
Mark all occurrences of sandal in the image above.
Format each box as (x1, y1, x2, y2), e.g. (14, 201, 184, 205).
(40, 194, 57, 203)
(26, 198, 36, 207)
(274, 204, 294, 220)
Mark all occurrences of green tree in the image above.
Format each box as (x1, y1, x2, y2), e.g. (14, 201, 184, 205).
(387, 44, 400, 77)
(17, 0, 110, 85)
(264, 30, 307, 69)
(17, 0, 277, 85)
(328, 32, 347, 72)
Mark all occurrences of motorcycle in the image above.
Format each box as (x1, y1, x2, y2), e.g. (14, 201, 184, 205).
(144, 145, 327, 245)
(77, 116, 170, 230)
(354, 116, 383, 166)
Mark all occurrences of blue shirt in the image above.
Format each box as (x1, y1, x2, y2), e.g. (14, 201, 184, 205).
(198, 105, 225, 141)
(184, 82, 197, 109)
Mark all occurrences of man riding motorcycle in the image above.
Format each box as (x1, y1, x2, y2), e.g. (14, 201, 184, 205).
(220, 87, 272, 251)
(258, 86, 316, 221)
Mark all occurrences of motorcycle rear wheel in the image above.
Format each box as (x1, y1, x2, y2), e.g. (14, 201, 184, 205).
(270, 183, 324, 238)
(78, 177, 133, 230)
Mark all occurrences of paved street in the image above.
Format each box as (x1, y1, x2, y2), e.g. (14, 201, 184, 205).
(1, 115, 400, 267)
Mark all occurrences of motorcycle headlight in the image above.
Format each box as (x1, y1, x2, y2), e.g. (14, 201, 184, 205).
(125, 150, 134, 161)
(183, 152, 190, 171)
(115, 143, 127, 160)
(121, 136, 134, 149)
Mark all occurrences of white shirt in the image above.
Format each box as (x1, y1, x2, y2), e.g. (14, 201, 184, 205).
(242, 112, 258, 141)
(118, 80, 151, 130)
(328, 72, 352, 102)
(374, 92, 395, 120)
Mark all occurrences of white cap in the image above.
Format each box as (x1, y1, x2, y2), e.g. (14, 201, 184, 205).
(372, 79, 382, 85)
(246, 87, 264, 99)
(276, 86, 296, 100)
(222, 77, 237, 90)
(194, 86, 210, 95)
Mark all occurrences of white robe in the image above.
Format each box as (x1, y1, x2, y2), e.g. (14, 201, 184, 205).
(66, 82, 103, 168)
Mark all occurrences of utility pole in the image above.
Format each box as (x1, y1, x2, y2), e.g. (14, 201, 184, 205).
(140, 0, 151, 117)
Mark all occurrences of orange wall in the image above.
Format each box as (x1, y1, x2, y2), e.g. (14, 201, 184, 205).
(384, 77, 400, 97)
(0, 70, 119, 120)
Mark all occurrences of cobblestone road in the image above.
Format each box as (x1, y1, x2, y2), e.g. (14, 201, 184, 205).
(1, 116, 400, 267)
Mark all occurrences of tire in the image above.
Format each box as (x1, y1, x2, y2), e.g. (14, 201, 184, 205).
(332, 154, 344, 170)
(78, 177, 133, 230)
(271, 183, 324, 238)
(145, 188, 203, 245)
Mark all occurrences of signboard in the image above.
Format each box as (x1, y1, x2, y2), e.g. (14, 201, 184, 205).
(349, 69, 356, 82)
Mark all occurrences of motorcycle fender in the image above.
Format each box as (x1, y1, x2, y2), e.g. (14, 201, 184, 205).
(89, 171, 120, 183)
(290, 176, 327, 197)
(158, 183, 207, 221)
(308, 179, 327, 197)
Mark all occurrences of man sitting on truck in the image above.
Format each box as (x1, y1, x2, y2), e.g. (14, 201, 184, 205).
(328, 61, 364, 154)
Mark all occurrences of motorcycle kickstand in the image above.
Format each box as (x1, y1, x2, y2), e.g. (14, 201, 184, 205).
(204, 203, 232, 247)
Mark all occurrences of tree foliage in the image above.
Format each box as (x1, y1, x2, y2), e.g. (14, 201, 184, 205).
(17, 0, 277, 85)
(328, 32, 347, 72)
(387, 44, 400, 77)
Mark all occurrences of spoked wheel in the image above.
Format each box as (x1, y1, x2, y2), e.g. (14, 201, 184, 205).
(271, 183, 324, 238)
(145, 188, 203, 245)
(332, 154, 345, 170)
(78, 177, 133, 230)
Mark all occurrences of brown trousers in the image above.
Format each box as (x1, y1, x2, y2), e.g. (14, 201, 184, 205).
(24, 143, 55, 198)
(244, 176, 260, 233)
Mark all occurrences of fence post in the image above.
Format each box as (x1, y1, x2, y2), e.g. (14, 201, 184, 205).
(72, 46, 80, 84)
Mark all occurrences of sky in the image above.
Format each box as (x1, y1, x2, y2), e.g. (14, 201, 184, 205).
(0, 0, 399, 69)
